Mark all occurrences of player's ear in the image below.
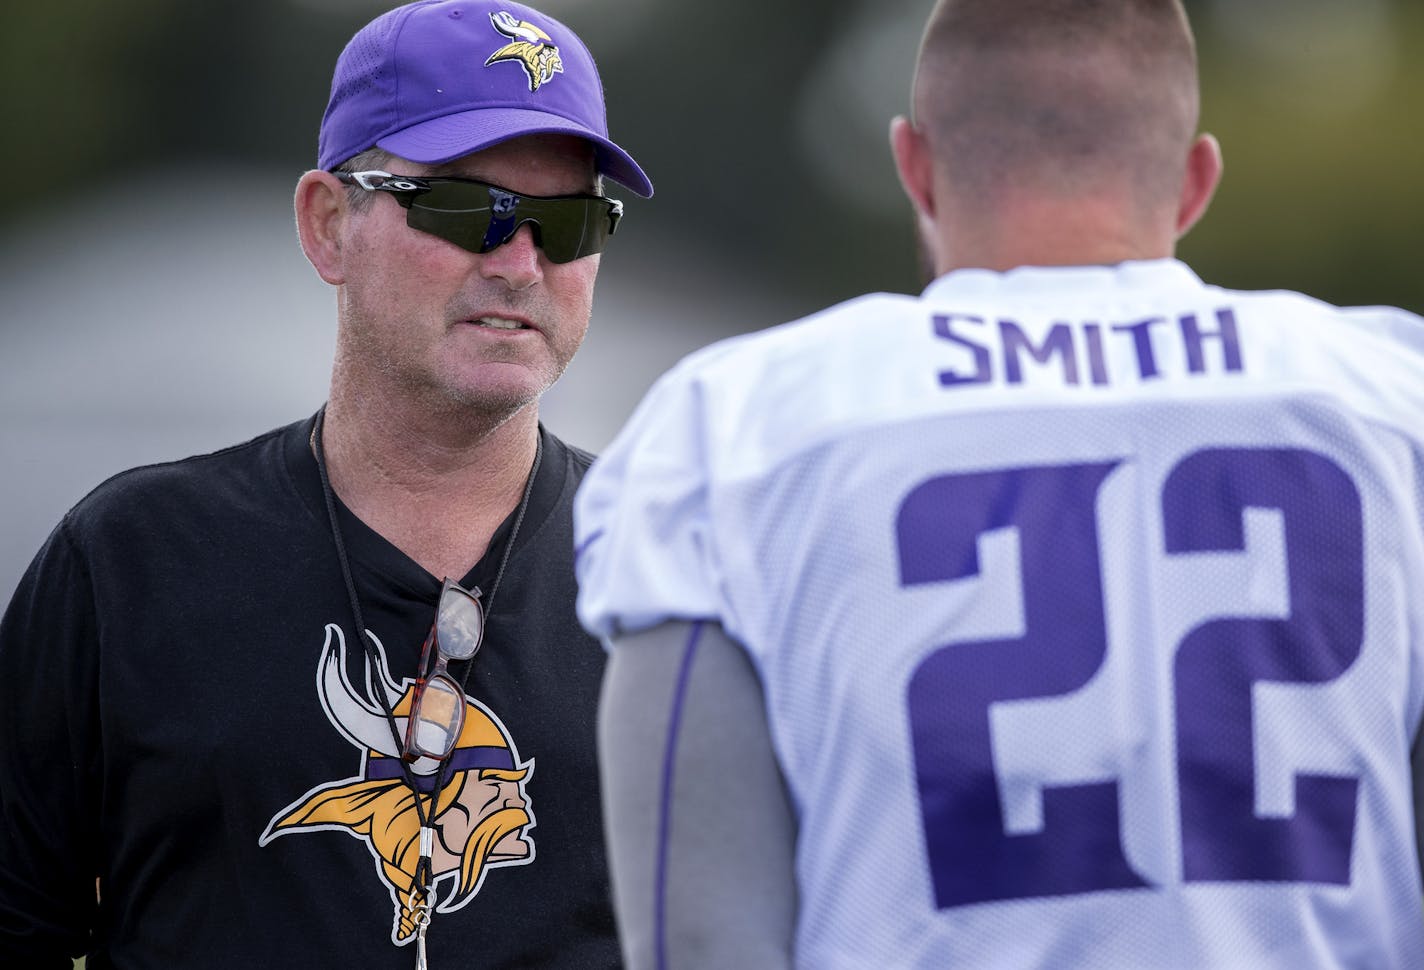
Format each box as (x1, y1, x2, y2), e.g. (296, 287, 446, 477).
(891, 115, 936, 222)
(891, 115, 942, 279)
(1175, 133, 1223, 239)
(295, 170, 350, 285)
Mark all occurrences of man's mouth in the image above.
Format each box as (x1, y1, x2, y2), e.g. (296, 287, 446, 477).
(471, 316, 532, 331)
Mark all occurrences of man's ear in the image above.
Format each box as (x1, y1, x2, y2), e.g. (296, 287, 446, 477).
(1175, 132, 1223, 239)
(891, 116, 942, 279)
(890, 115, 936, 222)
(294, 170, 350, 285)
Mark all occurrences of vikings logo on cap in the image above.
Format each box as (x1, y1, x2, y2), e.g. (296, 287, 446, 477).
(259, 624, 536, 947)
(486, 10, 564, 92)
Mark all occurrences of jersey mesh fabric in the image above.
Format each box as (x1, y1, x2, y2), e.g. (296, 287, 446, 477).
(575, 260, 1424, 969)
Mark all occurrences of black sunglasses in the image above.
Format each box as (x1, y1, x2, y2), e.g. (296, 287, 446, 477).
(334, 170, 622, 264)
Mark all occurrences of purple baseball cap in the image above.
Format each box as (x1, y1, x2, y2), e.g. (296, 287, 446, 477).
(318, 0, 652, 197)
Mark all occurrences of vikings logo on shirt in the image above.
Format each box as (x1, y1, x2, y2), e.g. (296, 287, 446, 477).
(485, 10, 564, 92)
(259, 624, 535, 947)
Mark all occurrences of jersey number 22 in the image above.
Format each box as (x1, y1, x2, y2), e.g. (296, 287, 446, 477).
(897, 447, 1362, 908)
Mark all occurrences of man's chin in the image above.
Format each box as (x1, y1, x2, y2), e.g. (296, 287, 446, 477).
(442, 363, 556, 414)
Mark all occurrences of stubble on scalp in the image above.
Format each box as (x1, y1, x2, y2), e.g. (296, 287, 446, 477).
(911, 0, 1201, 214)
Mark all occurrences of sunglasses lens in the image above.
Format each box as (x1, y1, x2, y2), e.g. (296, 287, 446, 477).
(405, 182, 498, 253)
(404, 182, 613, 263)
(437, 586, 484, 660)
(526, 199, 604, 264)
(409, 675, 465, 759)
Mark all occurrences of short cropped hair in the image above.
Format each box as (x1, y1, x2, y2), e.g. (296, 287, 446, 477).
(332, 147, 397, 212)
(912, 0, 1200, 206)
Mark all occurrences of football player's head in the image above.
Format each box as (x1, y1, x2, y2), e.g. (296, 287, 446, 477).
(891, 0, 1220, 276)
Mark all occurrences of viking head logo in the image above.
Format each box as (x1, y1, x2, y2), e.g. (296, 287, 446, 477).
(259, 624, 535, 946)
(486, 10, 564, 91)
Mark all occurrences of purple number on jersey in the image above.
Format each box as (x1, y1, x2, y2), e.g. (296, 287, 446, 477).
(900, 463, 1149, 907)
(899, 447, 1363, 909)
(1166, 448, 1362, 884)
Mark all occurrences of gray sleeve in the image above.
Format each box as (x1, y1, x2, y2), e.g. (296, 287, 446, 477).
(597, 620, 797, 970)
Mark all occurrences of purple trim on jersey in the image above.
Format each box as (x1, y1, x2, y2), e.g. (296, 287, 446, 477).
(365, 746, 516, 792)
(655, 620, 705, 970)
(573, 527, 604, 564)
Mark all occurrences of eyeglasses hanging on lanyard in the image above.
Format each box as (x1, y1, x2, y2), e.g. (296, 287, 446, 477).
(312, 407, 542, 970)
(404, 579, 486, 763)
(405, 578, 486, 970)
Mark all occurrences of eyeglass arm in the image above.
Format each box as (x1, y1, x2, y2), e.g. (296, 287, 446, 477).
(334, 170, 431, 194)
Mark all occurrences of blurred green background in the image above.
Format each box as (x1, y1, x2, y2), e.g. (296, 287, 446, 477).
(1, 0, 1419, 312)
(0, 2, 1418, 963)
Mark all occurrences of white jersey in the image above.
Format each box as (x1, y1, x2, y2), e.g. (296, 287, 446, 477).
(574, 260, 1424, 969)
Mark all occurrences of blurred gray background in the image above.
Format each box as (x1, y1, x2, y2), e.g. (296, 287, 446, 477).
(2, 0, 1421, 602)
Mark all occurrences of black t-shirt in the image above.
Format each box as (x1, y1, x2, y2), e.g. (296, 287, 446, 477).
(0, 414, 620, 969)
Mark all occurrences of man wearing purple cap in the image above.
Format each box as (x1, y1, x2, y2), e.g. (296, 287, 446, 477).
(0, 2, 649, 967)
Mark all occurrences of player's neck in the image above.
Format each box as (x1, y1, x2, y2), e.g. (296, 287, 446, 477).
(934, 191, 1175, 275)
